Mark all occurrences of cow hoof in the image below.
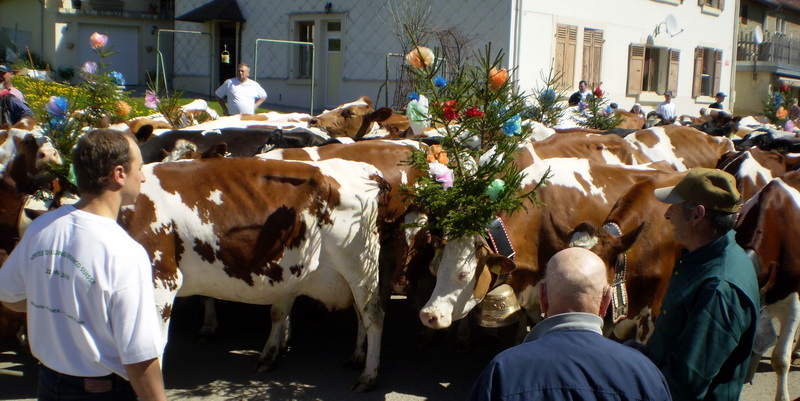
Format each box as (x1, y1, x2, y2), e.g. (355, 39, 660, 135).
(343, 357, 365, 371)
(351, 376, 376, 392)
(255, 359, 276, 373)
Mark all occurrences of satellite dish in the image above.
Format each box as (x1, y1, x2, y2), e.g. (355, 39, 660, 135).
(754, 25, 764, 45)
(665, 14, 683, 37)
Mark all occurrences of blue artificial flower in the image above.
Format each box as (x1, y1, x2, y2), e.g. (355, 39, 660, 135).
(109, 71, 125, 86)
(45, 96, 68, 117)
(409, 92, 420, 101)
(48, 115, 67, 131)
(539, 88, 556, 104)
(578, 101, 588, 112)
(502, 114, 521, 136)
(433, 75, 447, 88)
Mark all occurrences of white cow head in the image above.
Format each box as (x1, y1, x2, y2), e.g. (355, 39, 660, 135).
(418, 235, 515, 329)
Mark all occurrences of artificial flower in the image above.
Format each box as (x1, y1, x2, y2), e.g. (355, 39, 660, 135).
(488, 67, 508, 90)
(465, 106, 484, 118)
(442, 100, 459, 121)
(433, 75, 447, 88)
(426, 144, 449, 165)
(578, 101, 588, 112)
(405, 46, 434, 69)
(486, 179, 505, 201)
(593, 86, 604, 98)
(785, 119, 795, 132)
(502, 114, 521, 136)
(407, 94, 430, 136)
(539, 88, 556, 104)
(428, 162, 454, 189)
(781, 84, 790, 93)
(145, 90, 160, 110)
(90, 32, 108, 49)
(108, 71, 125, 86)
(81, 61, 97, 75)
(117, 100, 131, 116)
(45, 96, 68, 116)
(409, 91, 420, 101)
(777, 106, 788, 120)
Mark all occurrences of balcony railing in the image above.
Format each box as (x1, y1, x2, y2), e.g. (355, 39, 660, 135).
(737, 29, 800, 65)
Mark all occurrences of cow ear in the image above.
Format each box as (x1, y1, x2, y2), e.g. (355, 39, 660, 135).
(548, 211, 575, 245)
(135, 124, 155, 144)
(368, 107, 394, 123)
(486, 254, 516, 274)
(617, 223, 645, 254)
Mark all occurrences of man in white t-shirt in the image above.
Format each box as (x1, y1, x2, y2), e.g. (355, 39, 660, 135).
(655, 90, 677, 123)
(215, 63, 267, 115)
(0, 129, 167, 401)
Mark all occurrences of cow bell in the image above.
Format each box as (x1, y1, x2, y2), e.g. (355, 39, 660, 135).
(474, 284, 523, 328)
(221, 45, 230, 64)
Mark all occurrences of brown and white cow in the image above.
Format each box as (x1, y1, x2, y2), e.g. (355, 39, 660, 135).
(735, 171, 800, 401)
(717, 148, 787, 201)
(625, 125, 734, 171)
(307, 96, 394, 139)
(418, 156, 674, 330)
(119, 157, 390, 392)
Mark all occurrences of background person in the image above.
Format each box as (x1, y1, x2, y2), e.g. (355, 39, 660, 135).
(0, 63, 34, 125)
(215, 63, 267, 116)
(649, 168, 759, 401)
(655, 90, 676, 123)
(709, 92, 726, 110)
(0, 129, 167, 401)
(467, 248, 672, 401)
(568, 80, 591, 106)
(630, 103, 645, 118)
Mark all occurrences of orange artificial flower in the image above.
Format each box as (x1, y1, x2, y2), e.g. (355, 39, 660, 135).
(777, 106, 788, 120)
(426, 144, 449, 165)
(405, 46, 434, 69)
(489, 67, 508, 90)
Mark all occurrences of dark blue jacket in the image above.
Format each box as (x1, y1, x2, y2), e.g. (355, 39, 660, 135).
(468, 314, 672, 401)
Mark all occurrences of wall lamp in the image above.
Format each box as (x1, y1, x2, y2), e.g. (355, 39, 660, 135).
(151, 25, 159, 36)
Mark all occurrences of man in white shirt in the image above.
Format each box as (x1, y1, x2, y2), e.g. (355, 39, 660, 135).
(0, 129, 167, 401)
(655, 90, 676, 123)
(215, 63, 267, 115)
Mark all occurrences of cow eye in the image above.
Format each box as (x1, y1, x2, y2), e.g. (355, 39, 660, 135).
(457, 271, 470, 282)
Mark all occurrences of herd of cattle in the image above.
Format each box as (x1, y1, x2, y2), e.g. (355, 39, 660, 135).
(1, 95, 800, 399)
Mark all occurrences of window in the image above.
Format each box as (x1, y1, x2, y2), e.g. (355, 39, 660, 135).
(627, 44, 680, 96)
(699, 0, 724, 10)
(582, 29, 604, 89)
(740, 3, 748, 24)
(693, 47, 721, 98)
(554, 24, 577, 90)
(297, 21, 314, 79)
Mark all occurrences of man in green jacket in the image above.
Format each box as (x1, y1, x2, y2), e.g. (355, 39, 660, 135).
(649, 168, 759, 400)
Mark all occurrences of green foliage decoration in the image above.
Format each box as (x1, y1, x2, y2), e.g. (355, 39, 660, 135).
(572, 93, 623, 130)
(400, 33, 545, 239)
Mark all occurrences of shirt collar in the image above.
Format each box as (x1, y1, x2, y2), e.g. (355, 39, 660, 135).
(679, 230, 733, 266)
(524, 312, 603, 343)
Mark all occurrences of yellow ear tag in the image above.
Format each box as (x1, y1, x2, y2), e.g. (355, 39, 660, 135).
(490, 264, 501, 275)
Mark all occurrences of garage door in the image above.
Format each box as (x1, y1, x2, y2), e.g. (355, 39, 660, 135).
(78, 24, 139, 85)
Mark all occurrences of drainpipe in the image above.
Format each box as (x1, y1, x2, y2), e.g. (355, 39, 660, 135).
(730, 0, 741, 112)
(510, 0, 523, 91)
(39, 0, 45, 62)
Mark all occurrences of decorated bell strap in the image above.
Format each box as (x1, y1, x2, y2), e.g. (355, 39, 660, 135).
(483, 217, 515, 290)
(602, 222, 629, 323)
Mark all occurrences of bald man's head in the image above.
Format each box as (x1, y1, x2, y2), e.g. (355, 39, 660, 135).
(540, 248, 611, 317)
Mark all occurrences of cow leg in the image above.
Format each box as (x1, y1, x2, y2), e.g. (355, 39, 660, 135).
(256, 297, 295, 373)
(344, 306, 367, 370)
(197, 296, 218, 344)
(768, 293, 800, 401)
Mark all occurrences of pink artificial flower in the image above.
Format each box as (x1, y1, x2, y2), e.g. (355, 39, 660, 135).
(81, 61, 97, 74)
(144, 90, 160, 110)
(90, 32, 108, 49)
(428, 162, 454, 190)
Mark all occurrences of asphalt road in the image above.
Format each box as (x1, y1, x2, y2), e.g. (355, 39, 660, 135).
(1, 296, 798, 400)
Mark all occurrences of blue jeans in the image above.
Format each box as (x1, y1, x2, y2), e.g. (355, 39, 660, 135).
(37, 364, 137, 401)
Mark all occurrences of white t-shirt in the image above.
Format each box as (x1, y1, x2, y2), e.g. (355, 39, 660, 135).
(214, 78, 267, 115)
(0, 205, 164, 379)
(655, 101, 676, 120)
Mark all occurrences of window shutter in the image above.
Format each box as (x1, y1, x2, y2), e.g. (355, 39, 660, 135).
(713, 50, 722, 94)
(582, 29, 604, 89)
(719, 0, 724, 10)
(555, 24, 578, 90)
(668, 49, 680, 95)
(692, 47, 703, 98)
(627, 44, 645, 96)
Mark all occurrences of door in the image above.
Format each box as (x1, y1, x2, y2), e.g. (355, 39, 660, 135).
(324, 20, 343, 108)
(218, 22, 237, 87)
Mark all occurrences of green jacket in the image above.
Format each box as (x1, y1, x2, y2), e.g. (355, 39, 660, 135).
(647, 230, 759, 401)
